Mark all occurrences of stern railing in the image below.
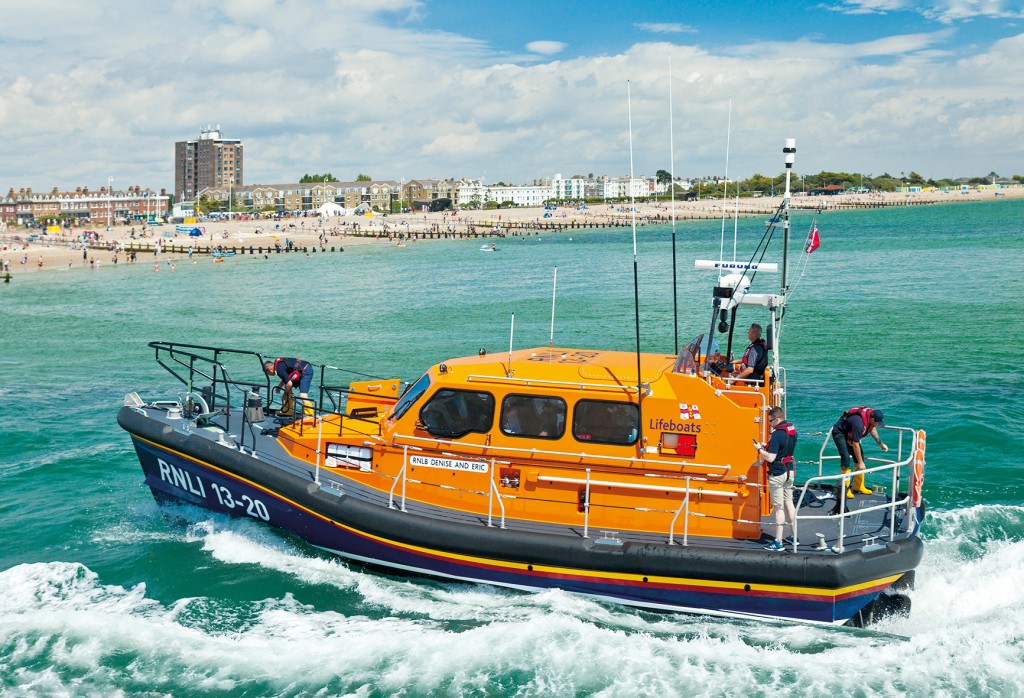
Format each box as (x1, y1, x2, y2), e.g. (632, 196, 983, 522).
(792, 426, 924, 553)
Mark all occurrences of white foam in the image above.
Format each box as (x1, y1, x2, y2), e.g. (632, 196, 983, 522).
(5, 503, 1022, 695)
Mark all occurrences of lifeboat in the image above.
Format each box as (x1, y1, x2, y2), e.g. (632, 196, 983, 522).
(118, 143, 925, 626)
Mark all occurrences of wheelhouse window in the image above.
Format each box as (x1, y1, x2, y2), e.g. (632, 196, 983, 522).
(390, 373, 431, 420)
(419, 389, 494, 438)
(500, 394, 566, 439)
(573, 399, 639, 445)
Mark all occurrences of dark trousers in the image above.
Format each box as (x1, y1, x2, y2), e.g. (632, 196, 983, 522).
(832, 428, 852, 470)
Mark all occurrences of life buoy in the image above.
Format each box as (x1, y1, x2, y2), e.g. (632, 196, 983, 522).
(910, 430, 926, 507)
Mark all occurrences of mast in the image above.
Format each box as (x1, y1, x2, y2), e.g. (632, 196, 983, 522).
(781, 139, 795, 295)
(776, 138, 796, 392)
(549, 267, 558, 348)
(718, 98, 732, 271)
(668, 57, 679, 354)
(627, 81, 643, 408)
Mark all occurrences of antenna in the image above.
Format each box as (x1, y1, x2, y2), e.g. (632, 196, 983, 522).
(732, 192, 740, 262)
(668, 56, 679, 354)
(627, 81, 643, 407)
(718, 98, 732, 271)
(507, 313, 515, 377)
(549, 267, 558, 348)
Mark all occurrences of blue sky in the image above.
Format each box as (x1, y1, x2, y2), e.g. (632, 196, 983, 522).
(406, 0, 1019, 57)
(1, 0, 1023, 193)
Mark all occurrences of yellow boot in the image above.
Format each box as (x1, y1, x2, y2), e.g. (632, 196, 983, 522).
(841, 468, 854, 499)
(852, 471, 873, 495)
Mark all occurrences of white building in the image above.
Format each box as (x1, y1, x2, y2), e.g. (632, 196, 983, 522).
(601, 177, 648, 199)
(484, 184, 552, 207)
(455, 179, 487, 207)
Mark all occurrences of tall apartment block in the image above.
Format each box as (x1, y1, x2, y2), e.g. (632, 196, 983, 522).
(174, 126, 243, 201)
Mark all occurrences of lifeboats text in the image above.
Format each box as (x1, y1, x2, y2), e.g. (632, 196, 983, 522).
(649, 418, 701, 433)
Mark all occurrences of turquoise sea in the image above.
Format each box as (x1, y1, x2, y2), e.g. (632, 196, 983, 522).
(2, 199, 1023, 696)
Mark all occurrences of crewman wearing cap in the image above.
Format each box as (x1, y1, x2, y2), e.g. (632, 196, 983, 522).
(831, 406, 889, 503)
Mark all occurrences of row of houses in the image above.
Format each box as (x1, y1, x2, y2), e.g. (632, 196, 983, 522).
(0, 186, 172, 226)
(1, 172, 674, 225)
(196, 174, 667, 213)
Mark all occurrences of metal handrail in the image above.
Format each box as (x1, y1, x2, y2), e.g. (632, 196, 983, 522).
(486, 462, 508, 529)
(381, 436, 743, 543)
(814, 424, 914, 478)
(794, 426, 921, 553)
(391, 432, 733, 473)
(465, 373, 640, 393)
(148, 340, 394, 423)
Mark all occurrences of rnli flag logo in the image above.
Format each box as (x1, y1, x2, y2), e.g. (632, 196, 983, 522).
(679, 403, 702, 420)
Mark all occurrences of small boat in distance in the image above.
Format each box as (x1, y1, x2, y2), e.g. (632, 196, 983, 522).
(211, 247, 235, 259)
(118, 140, 925, 627)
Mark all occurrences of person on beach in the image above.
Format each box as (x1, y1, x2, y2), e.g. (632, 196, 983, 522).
(756, 406, 798, 551)
(732, 324, 768, 385)
(264, 358, 315, 411)
(830, 407, 887, 511)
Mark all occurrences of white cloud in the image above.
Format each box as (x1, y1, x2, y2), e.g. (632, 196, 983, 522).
(526, 41, 567, 55)
(1, 0, 1022, 194)
(833, 0, 1024, 22)
(636, 23, 696, 34)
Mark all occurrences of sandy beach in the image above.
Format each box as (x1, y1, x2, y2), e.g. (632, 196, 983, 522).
(2, 187, 1020, 275)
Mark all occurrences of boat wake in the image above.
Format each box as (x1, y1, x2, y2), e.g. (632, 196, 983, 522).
(2, 504, 1022, 695)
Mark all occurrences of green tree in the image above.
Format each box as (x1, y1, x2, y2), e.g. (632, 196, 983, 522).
(356, 174, 372, 181)
(195, 194, 212, 215)
(742, 173, 774, 195)
(300, 173, 339, 183)
(656, 169, 672, 185)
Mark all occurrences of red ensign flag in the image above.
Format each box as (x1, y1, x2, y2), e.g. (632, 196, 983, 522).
(804, 224, 820, 254)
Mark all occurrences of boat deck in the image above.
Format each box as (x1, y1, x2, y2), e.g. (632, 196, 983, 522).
(154, 406, 912, 557)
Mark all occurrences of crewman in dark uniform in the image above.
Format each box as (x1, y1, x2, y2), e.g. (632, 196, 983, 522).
(733, 324, 768, 384)
(831, 407, 888, 510)
(264, 358, 315, 413)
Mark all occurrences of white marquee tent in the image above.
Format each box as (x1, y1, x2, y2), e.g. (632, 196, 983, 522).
(317, 202, 348, 217)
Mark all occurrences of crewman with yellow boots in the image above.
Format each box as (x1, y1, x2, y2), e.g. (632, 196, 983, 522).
(830, 407, 888, 515)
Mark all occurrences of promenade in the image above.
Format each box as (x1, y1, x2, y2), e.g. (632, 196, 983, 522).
(2, 187, 1020, 275)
